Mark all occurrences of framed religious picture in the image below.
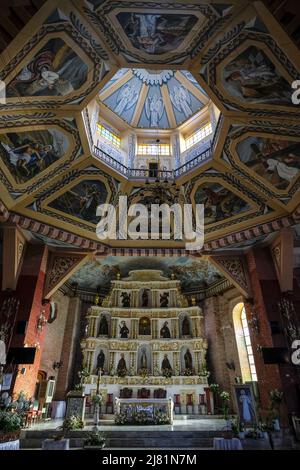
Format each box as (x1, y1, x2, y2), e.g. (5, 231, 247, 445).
(1, 373, 13, 391)
(234, 384, 257, 427)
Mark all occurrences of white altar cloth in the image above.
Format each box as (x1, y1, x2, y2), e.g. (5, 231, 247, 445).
(0, 439, 20, 450)
(213, 437, 243, 450)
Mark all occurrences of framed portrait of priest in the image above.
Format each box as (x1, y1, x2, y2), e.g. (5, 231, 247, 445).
(234, 384, 257, 427)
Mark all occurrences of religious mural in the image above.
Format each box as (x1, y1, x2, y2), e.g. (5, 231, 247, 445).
(116, 13, 198, 55)
(68, 256, 222, 291)
(7, 38, 88, 98)
(0, 129, 69, 183)
(194, 183, 251, 225)
(49, 180, 108, 224)
(236, 137, 300, 190)
(101, 68, 206, 128)
(222, 46, 292, 105)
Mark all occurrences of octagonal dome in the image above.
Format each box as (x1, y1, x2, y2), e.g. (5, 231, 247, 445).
(99, 68, 210, 129)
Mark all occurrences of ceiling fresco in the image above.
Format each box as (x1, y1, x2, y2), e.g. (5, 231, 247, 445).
(0, 0, 299, 254)
(100, 68, 209, 129)
(69, 256, 222, 291)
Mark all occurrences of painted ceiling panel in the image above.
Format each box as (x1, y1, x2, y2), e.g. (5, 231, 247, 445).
(100, 68, 208, 129)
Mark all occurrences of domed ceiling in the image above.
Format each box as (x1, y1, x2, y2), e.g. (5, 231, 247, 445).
(99, 69, 209, 128)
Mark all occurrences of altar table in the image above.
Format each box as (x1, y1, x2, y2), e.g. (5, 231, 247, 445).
(213, 437, 243, 450)
(115, 397, 174, 424)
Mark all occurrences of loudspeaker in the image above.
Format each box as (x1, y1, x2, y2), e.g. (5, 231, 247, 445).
(16, 321, 28, 334)
(6, 347, 36, 364)
(262, 347, 289, 364)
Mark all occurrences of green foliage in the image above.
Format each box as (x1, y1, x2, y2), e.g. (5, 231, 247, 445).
(63, 415, 84, 431)
(0, 411, 22, 433)
(84, 431, 106, 448)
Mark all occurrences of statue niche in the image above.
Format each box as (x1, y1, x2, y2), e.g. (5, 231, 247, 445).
(160, 321, 171, 338)
(119, 320, 129, 338)
(181, 347, 195, 375)
(139, 317, 151, 336)
(140, 288, 151, 307)
(121, 292, 131, 308)
(96, 349, 105, 374)
(181, 315, 191, 337)
(117, 353, 127, 377)
(138, 345, 151, 374)
(160, 292, 169, 308)
(98, 314, 109, 336)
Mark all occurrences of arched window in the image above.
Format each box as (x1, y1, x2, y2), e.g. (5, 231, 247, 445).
(233, 303, 257, 382)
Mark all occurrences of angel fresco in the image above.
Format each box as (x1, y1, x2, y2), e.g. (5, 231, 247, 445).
(170, 85, 193, 118)
(7, 38, 88, 98)
(115, 83, 139, 115)
(145, 94, 164, 127)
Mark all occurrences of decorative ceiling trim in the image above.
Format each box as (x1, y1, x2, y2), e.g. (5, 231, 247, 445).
(44, 251, 92, 299)
(270, 228, 294, 293)
(209, 254, 252, 297)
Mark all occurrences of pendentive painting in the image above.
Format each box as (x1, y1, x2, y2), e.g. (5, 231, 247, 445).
(116, 12, 198, 55)
(0, 129, 69, 183)
(222, 46, 292, 106)
(236, 137, 300, 190)
(49, 180, 108, 224)
(6, 38, 89, 98)
(194, 182, 251, 225)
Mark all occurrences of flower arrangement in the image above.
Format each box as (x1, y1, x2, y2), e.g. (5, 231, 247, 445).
(162, 368, 173, 378)
(174, 365, 180, 376)
(154, 410, 170, 425)
(219, 391, 230, 420)
(128, 366, 135, 376)
(117, 367, 127, 377)
(84, 431, 106, 448)
(183, 367, 195, 376)
(209, 383, 219, 393)
(132, 410, 149, 425)
(199, 366, 210, 378)
(62, 415, 84, 431)
(153, 365, 160, 377)
(109, 367, 116, 377)
(138, 368, 151, 378)
(115, 410, 128, 425)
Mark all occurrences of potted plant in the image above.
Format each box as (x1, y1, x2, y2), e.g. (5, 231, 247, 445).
(0, 410, 22, 444)
(63, 415, 84, 431)
(269, 389, 283, 431)
(84, 431, 106, 449)
(219, 390, 230, 421)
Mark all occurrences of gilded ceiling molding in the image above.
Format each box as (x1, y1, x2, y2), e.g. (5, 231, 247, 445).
(44, 252, 92, 299)
(209, 255, 252, 298)
(270, 228, 294, 293)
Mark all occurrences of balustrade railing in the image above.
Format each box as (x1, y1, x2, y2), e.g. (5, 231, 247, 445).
(93, 144, 212, 180)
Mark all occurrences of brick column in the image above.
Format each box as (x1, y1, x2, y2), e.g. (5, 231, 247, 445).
(246, 246, 300, 420)
(54, 296, 81, 400)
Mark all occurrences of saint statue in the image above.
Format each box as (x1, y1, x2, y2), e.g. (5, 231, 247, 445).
(160, 292, 169, 308)
(98, 315, 108, 336)
(96, 350, 105, 373)
(161, 354, 172, 371)
(117, 353, 127, 374)
(160, 321, 171, 338)
(182, 316, 190, 336)
(141, 289, 149, 307)
(184, 348, 193, 369)
(140, 348, 147, 369)
(121, 292, 131, 308)
(119, 321, 129, 338)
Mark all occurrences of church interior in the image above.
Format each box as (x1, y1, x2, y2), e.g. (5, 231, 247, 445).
(0, 0, 300, 451)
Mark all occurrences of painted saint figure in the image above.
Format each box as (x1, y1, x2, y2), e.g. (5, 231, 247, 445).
(161, 354, 172, 371)
(96, 350, 105, 373)
(184, 348, 193, 369)
(140, 348, 148, 369)
(141, 289, 149, 307)
(117, 353, 127, 374)
(119, 321, 129, 338)
(182, 316, 191, 336)
(98, 315, 108, 336)
(239, 389, 256, 423)
(160, 321, 171, 338)
(160, 292, 169, 308)
(121, 292, 131, 308)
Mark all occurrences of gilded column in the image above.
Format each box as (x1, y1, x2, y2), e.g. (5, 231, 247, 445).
(151, 318, 156, 339)
(93, 316, 98, 337)
(109, 351, 115, 371)
(153, 352, 159, 374)
(171, 319, 177, 338)
(191, 317, 197, 337)
(194, 351, 201, 374)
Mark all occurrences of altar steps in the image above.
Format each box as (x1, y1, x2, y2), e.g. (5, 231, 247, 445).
(20, 429, 232, 449)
